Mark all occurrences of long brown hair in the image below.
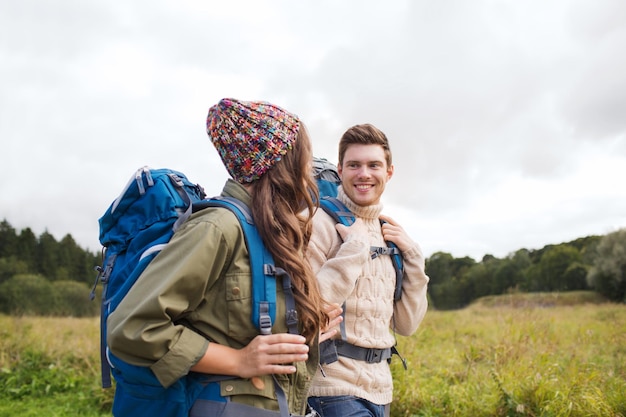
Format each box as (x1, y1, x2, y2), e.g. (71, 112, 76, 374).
(249, 123, 326, 342)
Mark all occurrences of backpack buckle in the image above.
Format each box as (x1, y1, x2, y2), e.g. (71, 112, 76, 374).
(365, 348, 383, 363)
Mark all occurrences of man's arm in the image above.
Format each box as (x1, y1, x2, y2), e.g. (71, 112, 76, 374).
(307, 209, 370, 305)
(379, 214, 430, 336)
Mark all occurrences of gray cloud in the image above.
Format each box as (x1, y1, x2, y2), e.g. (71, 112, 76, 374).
(1, 0, 625, 261)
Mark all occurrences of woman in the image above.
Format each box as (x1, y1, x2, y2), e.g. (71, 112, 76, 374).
(108, 98, 335, 416)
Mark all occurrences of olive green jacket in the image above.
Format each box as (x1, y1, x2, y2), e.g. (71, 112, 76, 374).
(107, 179, 318, 414)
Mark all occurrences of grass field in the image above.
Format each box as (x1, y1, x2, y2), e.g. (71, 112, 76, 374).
(1, 292, 625, 416)
(391, 292, 626, 416)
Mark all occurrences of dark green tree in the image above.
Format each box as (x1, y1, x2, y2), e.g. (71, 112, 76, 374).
(425, 252, 455, 285)
(428, 277, 467, 310)
(587, 229, 626, 302)
(57, 234, 91, 282)
(36, 230, 59, 280)
(523, 262, 542, 292)
(0, 219, 18, 258)
(529, 245, 582, 291)
(16, 227, 38, 271)
(464, 262, 492, 300)
(568, 235, 602, 263)
(452, 256, 476, 278)
(426, 252, 477, 309)
(562, 262, 589, 290)
(495, 249, 531, 293)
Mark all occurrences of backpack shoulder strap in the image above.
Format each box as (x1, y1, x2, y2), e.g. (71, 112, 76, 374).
(192, 196, 298, 335)
(319, 196, 355, 226)
(379, 220, 405, 301)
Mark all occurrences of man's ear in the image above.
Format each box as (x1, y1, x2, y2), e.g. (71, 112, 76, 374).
(387, 164, 394, 181)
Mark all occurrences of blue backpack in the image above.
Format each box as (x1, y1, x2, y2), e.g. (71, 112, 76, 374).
(312, 157, 341, 198)
(92, 166, 297, 417)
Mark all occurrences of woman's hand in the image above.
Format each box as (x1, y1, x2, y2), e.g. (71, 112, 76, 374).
(192, 333, 309, 378)
(320, 303, 343, 343)
(236, 333, 310, 378)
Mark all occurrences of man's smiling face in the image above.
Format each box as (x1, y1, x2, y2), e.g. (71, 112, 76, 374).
(338, 143, 394, 207)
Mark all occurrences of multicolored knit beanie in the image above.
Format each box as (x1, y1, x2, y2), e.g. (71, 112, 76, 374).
(206, 98, 300, 183)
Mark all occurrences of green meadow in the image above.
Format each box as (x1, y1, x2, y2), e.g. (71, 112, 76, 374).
(1, 292, 625, 417)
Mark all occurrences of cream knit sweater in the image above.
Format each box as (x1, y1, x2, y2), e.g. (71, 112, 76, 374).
(306, 187, 429, 405)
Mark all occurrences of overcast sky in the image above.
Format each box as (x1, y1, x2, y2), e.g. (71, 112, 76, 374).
(1, 0, 625, 261)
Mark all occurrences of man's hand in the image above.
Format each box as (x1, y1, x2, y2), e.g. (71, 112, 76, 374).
(320, 303, 343, 343)
(379, 214, 413, 252)
(335, 217, 369, 242)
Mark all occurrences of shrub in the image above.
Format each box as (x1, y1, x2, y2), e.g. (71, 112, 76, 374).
(0, 274, 53, 315)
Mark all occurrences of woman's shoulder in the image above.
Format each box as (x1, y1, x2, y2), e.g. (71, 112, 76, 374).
(180, 205, 244, 241)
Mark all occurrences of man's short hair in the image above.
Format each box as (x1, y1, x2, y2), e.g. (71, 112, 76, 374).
(338, 123, 392, 167)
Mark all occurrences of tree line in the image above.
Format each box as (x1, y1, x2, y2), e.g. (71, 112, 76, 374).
(0, 220, 101, 316)
(0, 218, 625, 316)
(427, 230, 626, 309)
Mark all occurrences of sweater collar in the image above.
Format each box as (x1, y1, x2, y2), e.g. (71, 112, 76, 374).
(337, 185, 383, 221)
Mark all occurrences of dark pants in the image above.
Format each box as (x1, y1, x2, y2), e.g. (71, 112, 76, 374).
(307, 396, 390, 417)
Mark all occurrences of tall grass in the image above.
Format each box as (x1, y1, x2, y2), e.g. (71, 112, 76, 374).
(392, 300, 626, 416)
(0, 316, 113, 417)
(1, 293, 624, 416)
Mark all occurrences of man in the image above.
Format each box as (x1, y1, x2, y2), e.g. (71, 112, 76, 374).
(307, 123, 430, 417)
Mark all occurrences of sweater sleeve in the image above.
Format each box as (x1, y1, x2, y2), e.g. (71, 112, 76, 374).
(392, 242, 430, 336)
(307, 208, 370, 305)
(107, 216, 232, 387)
